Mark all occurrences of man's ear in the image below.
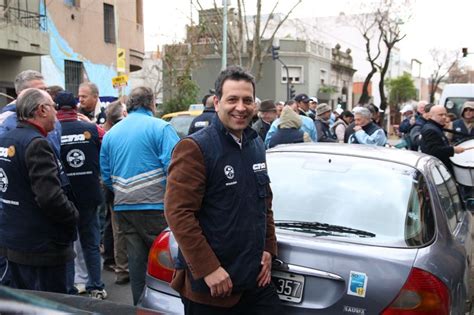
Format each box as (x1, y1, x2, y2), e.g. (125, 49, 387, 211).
(213, 95, 219, 112)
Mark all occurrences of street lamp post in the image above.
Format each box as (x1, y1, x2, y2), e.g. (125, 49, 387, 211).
(221, 0, 228, 70)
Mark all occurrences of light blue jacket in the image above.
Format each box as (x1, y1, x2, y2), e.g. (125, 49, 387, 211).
(100, 108, 179, 211)
(265, 115, 317, 148)
(349, 129, 387, 146)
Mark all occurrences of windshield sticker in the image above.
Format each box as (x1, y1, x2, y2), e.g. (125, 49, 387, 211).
(347, 271, 367, 298)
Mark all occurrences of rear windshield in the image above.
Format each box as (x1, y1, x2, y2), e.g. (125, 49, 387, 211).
(267, 152, 435, 247)
(169, 115, 195, 138)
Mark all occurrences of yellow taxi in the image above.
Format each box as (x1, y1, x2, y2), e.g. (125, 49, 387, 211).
(161, 110, 203, 138)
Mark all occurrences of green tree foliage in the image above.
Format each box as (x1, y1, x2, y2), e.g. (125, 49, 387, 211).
(386, 73, 417, 106)
(161, 44, 200, 115)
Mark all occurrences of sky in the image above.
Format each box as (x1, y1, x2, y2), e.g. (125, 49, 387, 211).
(143, 0, 474, 77)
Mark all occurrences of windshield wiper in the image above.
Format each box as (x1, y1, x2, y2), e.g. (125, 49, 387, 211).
(275, 220, 376, 238)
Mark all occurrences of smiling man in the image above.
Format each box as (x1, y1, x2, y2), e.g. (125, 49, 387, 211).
(165, 66, 281, 314)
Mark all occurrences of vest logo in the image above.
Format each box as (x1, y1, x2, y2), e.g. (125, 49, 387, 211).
(224, 165, 235, 179)
(252, 162, 266, 172)
(66, 149, 86, 168)
(61, 133, 86, 143)
(0, 168, 8, 192)
(83, 131, 92, 140)
(0, 146, 15, 158)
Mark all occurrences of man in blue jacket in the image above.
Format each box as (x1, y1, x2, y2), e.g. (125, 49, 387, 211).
(100, 86, 179, 304)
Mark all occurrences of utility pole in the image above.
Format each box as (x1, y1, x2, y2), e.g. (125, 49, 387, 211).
(221, 0, 228, 70)
(114, 0, 124, 98)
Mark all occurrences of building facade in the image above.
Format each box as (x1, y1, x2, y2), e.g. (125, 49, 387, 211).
(42, 0, 144, 97)
(0, 0, 144, 107)
(0, 0, 49, 106)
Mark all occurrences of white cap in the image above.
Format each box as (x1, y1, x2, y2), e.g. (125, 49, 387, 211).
(400, 104, 414, 114)
(335, 108, 343, 115)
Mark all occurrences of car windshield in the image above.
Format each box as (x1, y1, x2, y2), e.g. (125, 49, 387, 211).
(267, 152, 435, 247)
(169, 115, 195, 138)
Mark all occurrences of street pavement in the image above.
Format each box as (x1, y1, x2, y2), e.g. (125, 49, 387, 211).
(101, 267, 133, 305)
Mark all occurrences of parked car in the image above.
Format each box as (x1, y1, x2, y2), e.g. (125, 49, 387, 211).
(161, 110, 203, 138)
(0, 284, 165, 315)
(140, 143, 473, 314)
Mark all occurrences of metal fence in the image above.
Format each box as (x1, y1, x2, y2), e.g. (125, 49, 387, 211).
(0, 1, 47, 31)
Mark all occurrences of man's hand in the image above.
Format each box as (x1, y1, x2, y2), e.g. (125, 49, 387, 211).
(354, 125, 362, 132)
(257, 251, 272, 287)
(77, 113, 91, 122)
(204, 267, 233, 297)
(454, 146, 465, 154)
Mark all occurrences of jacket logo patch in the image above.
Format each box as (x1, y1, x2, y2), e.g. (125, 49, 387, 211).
(61, 133, 86, 143)
(0, 146, 15, 158)
(252, 162, 266, 172)
(224, 165, 234, 179)
(66, 149, 86, 168)
(0, 168, 8, 192)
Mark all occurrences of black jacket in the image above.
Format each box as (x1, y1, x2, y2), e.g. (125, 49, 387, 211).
(420, 120, 455, 172)
(252, 118, 271, 141)
(0, 123, 78, 265)
(188, 107, 216, 135)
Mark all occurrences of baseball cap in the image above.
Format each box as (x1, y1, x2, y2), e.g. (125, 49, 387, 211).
(55, 91, 77, 109)
(294, 93, 310, 103)
(400, 104, 414, 114)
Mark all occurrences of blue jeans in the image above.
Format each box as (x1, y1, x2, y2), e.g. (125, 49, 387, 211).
(116, 210, 167, 305)
(67, 205, 104, 293)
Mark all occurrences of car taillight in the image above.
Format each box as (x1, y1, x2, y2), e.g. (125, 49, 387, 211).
(147, 230, 174, 283)
(381, 268, 450, 315)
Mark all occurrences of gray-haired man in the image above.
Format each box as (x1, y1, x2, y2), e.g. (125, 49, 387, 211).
(0, 88, 78, 293)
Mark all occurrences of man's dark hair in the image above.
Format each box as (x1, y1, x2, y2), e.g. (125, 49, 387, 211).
(341, 110, 354, 118)
(127, 86, 154, 112)
(425, 103, 435, 113)
(214, 65, 255, 100)
(46, 85, 64, 100)
(201, 94, 212, 106)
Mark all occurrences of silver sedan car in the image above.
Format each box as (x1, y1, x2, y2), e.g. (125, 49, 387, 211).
(140, 143, 473, 314)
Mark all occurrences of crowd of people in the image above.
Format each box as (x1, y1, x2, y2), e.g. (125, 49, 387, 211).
(0, 66, 471, 315)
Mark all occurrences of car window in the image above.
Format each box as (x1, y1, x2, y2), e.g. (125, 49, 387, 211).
(436, 164, 463, 220)
(431, 165, 457, 232)
(404, 176, 435, 246)
(169, 115, 195, 138)
(267, 152, 435, 247)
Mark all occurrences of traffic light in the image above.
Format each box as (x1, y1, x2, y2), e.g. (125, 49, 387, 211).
(290, 85, 296, 99)
(271, 45, 280, 60)
(462, 47, 468, 57)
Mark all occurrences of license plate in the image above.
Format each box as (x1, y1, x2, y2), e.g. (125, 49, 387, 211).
(272, 270, 305, 303)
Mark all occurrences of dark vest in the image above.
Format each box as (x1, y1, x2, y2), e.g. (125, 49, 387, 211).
(452, 119, 474, 144)
(60, 120, 102, 208)
(349, 122, 381, 144)
(269, 128, 305, 148)
(179, 116, 270, 293)
(0, 126, 73, 252)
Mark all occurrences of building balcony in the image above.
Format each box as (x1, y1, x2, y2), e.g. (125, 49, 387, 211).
(0, 5, 49, 56)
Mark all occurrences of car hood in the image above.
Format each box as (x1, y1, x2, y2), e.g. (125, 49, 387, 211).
(274, 229, 418, 314)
